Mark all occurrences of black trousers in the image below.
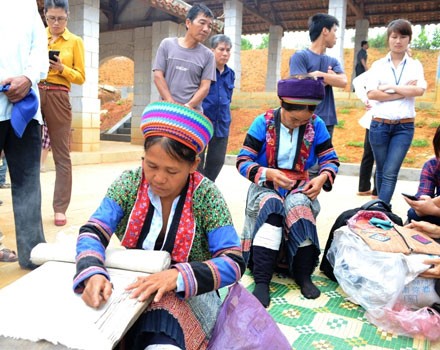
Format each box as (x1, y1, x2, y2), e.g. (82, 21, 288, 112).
(358, 129, 376, 193)
(0, 119, 45, 269)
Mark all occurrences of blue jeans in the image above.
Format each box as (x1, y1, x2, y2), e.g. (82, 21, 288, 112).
(0, 119, 46, 269)
(0, 155, 7, 184)
(369, 120, 414, 205)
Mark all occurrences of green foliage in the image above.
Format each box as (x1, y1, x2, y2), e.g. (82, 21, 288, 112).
(256, 34, 269, 49)
(369, 32, 387, 48)
(411, 139, 429, 147)
(403, 157, 415, 164)
(432, 28, 440, 49)
(347, 141, 364, 147)
(229, 149, 240, 155)
(339, 108, 351, 114)
(429, 121, 440, 128)
(412, 26, 431, 50)
(241, 37, 253, 50)
(338, 155, 349, 162)
(415, 120, 426, 127)
(335, 120, 345, 128)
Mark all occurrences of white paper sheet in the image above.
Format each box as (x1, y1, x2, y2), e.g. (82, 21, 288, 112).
(0, 256, 169, 349)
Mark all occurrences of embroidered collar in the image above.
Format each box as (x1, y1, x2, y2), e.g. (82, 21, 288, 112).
(121, 171, 204, 263)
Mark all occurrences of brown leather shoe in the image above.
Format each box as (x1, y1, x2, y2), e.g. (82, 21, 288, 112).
(357, 190, 373, 196)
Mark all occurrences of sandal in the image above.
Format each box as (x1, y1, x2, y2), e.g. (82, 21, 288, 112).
(0, 248, 18, 262)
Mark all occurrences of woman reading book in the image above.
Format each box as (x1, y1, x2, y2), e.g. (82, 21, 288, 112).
(73, 101, 245, 350)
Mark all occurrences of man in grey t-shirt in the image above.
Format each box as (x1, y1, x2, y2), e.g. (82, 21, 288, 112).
(153, 3, 216, 112)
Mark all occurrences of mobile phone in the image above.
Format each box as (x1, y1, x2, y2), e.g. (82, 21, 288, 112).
(49, 50, 60, 61)
(411, 234, 432, 245)
(402, 193, 418, 201)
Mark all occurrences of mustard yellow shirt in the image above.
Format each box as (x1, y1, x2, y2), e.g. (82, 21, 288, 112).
(43, 27, 85, 89)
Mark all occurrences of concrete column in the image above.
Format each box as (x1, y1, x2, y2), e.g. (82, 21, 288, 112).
(351, 19, 369, 88)
(131, 21, 184, 145)
(223, 0, 243, 91)
(327, 0, 347, 70)
(265, 25, 283, 92)
(68, 0, 101, 152)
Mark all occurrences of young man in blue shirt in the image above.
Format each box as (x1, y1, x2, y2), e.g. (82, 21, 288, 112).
(198, 34, 235, 181)
(289, 13, 347, 139)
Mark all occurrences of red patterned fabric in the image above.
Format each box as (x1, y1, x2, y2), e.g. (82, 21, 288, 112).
(264, 109, 316, 180)
(121, 171, 204, 263)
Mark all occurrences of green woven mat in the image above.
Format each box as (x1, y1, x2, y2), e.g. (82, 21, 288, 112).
(238, 269, 430, 350)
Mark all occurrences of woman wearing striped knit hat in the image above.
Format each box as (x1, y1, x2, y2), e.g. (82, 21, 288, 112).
(73, 101, 245, 349)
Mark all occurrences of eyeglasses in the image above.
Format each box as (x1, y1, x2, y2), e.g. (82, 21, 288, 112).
(46, 16, 68, 24)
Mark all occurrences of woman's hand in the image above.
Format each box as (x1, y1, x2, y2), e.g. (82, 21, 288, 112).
(405, 220, 440, 239)
(126, 269, 179, 303)
(82, 274, 113, 309)
(302, 173, 327, 200)
(405, 195, 440, 217)
(419, 258, 440, 279)
(266, 169, 294, 190)
(49, 55, 64, 73)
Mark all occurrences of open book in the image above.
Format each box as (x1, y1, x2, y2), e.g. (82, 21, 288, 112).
(0, 244, 171, 350)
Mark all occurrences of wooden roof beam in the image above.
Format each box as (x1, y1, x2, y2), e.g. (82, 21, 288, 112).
(241, 1, 276, 27)
(347, 0, 364, 19)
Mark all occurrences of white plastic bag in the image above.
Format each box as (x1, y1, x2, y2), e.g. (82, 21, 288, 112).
(327, 226, 429, 314)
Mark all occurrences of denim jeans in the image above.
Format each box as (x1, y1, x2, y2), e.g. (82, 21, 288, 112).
(369, 120, 414, 205)
(0, 155, 7, 184)
(0, 119, 45, 269)
(198, 136, 229, 182)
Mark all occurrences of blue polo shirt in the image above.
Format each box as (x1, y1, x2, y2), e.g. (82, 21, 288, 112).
(202, 64, 235, 138)
(289, 49, 344, 126)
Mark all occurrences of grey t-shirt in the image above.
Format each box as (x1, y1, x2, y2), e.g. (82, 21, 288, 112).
(153, 37, 216, 111)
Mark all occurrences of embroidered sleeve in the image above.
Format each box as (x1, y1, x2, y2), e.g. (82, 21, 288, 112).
(174, 179, 245, 298)
(313, 119, 340, 191)
(73, 168, 141, 293)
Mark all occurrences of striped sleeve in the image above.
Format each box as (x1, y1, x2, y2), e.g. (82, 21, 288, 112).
(313, 117, 340, 191)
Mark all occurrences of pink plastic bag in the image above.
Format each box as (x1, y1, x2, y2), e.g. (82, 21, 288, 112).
(207, 283, 291, 350)
(367, 303, 440, 341)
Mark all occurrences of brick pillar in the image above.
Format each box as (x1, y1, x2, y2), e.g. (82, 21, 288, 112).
(327, 0, 347, 71)
(224, 0, 243, 91)
(68, 0, 101, 152)
(265, 25, 283, 92)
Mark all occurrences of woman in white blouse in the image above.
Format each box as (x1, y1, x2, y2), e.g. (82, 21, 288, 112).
(366, 19, 426, 205)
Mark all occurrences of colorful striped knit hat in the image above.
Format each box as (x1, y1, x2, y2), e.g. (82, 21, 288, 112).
(277, 75, 325, 105)
(140, 101, 214, 154)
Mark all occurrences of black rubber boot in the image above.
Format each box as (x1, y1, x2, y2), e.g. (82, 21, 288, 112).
(252, 246, 278, 307)
(292, 245, 321, 299)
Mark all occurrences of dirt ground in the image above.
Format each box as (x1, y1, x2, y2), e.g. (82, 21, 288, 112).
(99, 48, 440, 168)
